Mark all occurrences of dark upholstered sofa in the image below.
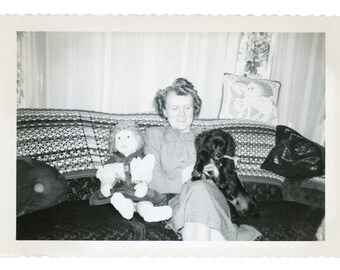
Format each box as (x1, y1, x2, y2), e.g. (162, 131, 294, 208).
(16, 109, 325, 241)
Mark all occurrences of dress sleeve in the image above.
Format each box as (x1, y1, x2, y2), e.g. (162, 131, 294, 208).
(143, 128, 183, 194)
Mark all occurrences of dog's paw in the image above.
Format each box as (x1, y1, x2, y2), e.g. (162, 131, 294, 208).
(191, 170, 202, 180)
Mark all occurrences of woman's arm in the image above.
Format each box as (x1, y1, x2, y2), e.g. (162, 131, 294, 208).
(143, 127, 183, 194)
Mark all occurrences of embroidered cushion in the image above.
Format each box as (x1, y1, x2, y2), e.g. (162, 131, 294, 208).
(261, 125, 325, 178)
(218, 73, 281, 125)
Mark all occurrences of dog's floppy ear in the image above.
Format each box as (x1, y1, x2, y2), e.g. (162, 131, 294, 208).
(225, 156, 236, 171)
(223, 131, 236, 156)
(195, 131, 210, 152)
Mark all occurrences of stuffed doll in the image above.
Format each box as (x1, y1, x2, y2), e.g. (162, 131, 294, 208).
(90, 121, 172, 222)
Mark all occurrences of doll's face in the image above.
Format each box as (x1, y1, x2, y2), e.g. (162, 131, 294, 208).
(115, 130, 139, 157)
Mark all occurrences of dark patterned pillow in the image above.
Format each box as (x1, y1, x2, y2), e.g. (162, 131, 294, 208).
(260, 125, 325, 178)
(17, 157, 68, 217)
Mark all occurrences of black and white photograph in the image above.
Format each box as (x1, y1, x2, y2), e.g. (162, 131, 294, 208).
(0, 15, 339, 258)
(15, 31, 325, 242)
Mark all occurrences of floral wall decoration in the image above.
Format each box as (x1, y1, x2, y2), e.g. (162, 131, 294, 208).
(236, 32, 276, 79)
(17, 32, 25, 108)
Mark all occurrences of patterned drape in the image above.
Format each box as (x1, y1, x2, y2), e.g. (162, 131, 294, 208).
(236, 32, 276, 79)
(17, 32, 25, 107)
(234, 32, 324, 144)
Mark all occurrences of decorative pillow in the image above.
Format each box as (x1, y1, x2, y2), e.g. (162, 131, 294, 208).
(260, 125, 325, 178)
(218, 73, 281, 125)
(17, 157, 68, 217)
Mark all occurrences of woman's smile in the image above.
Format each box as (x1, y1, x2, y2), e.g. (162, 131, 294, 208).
(163, 92, 194, 133)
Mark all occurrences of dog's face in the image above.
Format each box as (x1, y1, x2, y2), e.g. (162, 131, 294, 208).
(203, 130, 235, 161)
(205, 136, 226, 160)
(229, 192, 256, 217)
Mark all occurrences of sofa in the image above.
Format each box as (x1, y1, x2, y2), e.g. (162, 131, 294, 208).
(16, 108, 325, 241)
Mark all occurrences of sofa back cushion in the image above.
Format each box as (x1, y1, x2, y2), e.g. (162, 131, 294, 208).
(17, 109, 284, 199)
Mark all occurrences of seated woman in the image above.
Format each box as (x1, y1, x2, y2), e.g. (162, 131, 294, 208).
(144, 78, 262, 241)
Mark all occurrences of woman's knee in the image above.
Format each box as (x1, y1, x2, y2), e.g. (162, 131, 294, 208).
(188, 180, 212, 195)
(182, 222, 225, 241)
(184, 180, 227, 209)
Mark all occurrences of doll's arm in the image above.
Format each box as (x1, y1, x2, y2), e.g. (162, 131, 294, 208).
(139, 154, 155, 184)
(130, 154, 155, 183)
(96, 163, 125, 197)
(134, 181, 149, 198)
(130, 155, 155, 197)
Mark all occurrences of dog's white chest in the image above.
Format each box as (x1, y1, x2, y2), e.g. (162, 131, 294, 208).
(210, 158, 219, 178)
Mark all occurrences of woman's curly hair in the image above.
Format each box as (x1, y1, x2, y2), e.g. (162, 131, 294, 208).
(107, 121, 144, 156)
(153, 78, 202, 119)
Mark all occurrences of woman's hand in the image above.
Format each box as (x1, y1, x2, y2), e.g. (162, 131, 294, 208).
(181, 163, 195, 183)
(202, 164, 215, 176)
(183, 163, 217, 183)
(192, 163, 215, 180)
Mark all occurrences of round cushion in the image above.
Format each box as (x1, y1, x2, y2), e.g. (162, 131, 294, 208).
(17, 157, 67, 217)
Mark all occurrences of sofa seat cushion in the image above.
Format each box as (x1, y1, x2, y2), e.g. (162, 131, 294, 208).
(236, 200, 325, 241)
(16, 200, 179, 241)
(17, 200, 324, 241)
(282, 178, 325, 208)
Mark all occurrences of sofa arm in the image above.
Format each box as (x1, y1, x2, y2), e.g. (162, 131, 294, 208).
(282, 177, 325, 208)
(301, 176, 325, 193)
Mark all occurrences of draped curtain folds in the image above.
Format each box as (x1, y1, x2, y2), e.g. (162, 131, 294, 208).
(271, 33, 325, 145)
(235, 32, 276, 79)
(19, 32, 241, 118)
(18, 32, 325, 143)
(233, 32, 325, 144)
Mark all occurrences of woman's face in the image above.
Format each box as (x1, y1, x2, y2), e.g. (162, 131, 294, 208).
(163, 91, 194, 133)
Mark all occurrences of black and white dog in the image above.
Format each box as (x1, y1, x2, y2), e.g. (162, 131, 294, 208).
(191, 129, 256, 217)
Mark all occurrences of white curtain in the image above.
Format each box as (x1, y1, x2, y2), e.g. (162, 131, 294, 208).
(19, 32, 241, 118)
(19, 32, 325, 143)
(271, 33, 325, 144)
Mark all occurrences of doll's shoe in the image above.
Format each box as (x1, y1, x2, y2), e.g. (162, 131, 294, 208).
(111, 193, 134, 220)
(143, 205, 172, 222)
